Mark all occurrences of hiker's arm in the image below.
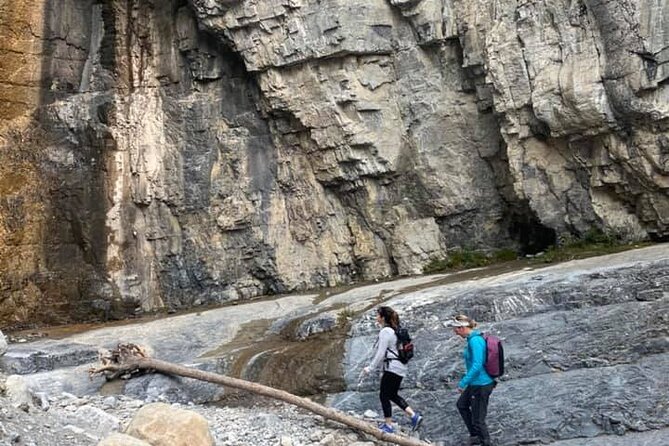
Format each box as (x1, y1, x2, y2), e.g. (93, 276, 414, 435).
(459, 336, 486, 389)
(368, 328, 392, 371)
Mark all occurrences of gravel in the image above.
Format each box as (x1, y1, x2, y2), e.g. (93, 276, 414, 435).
(0, 372, 381, 446)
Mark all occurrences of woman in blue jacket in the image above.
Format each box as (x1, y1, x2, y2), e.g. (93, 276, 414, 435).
(446, 314, 495, 446)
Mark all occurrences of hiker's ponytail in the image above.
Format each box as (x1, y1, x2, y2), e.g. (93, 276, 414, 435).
(378, 306, 400, 329)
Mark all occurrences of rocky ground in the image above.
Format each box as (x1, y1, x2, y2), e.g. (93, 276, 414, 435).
(3, 370, 668, 446)
(0, 375, 379, 446)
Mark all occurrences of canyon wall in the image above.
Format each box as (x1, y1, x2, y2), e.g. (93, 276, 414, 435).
(0, 0, 667, 327)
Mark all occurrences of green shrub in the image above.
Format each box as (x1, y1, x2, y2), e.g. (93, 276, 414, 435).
(423, 248, 518, 274)
(492, 248, 518, 262)
(582, 228, 617, 245)
(423, 258, 450, 274)
(337, 307, 356, 326)
(446, 249, 490, 269)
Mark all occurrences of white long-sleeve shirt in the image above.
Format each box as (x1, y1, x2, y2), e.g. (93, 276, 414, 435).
(368, 326, 408, 377)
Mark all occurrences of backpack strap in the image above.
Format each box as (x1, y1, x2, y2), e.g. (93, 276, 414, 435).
(385, 347, 400, 361)
(384, 327, 401, 363)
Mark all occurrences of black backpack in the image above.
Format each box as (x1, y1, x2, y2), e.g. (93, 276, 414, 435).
(390, 326, 414, 364)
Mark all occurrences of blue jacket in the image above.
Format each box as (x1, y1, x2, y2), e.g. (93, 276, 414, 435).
(459, 330, 494, 389)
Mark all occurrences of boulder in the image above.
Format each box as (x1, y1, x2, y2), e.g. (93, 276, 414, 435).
(67, 406, 121, 438)
(125, 402, 214, 446)
(5, 375, 33, 409)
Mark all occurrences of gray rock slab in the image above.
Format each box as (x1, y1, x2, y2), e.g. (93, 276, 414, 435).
(344, 246, 669, 388)
(546, 428, 669, 446)
(123, 360, 226, 404)
(332, 353, 669, 445)
(13, 364, 108, 397)
(0, 341, 99, 375)
(336, 245, 669, 445)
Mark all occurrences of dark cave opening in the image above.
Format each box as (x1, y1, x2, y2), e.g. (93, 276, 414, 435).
(648, 231, 669, 243)
(508, 207, 557, 255)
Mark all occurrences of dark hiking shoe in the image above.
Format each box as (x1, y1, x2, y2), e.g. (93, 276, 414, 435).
(468, 437, 482, 445)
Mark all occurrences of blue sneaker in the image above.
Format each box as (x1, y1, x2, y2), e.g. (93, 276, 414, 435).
(411, 412, 423, 431)
(379, 423, 395, 434)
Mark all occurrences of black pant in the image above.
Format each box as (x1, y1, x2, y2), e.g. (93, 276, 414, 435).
(456, 383, 494, 445)
(380, 371, 408, 418)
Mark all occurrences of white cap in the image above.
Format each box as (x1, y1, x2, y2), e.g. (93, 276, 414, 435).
(443, 318, 470, 328)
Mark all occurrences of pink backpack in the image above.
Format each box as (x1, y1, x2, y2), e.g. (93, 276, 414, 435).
(482, 333, 504, 378)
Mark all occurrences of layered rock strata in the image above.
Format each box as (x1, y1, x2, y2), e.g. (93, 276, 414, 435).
(0, 0, 667, 325)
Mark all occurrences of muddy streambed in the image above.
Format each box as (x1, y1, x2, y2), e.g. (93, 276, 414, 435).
(188, 260, 556, 399)
(204, 318, 349, 400)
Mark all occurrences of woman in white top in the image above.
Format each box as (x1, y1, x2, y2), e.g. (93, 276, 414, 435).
(362, 306, 423, 434)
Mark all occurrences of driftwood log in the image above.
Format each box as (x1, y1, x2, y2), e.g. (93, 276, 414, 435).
(90, 344, 431, 446)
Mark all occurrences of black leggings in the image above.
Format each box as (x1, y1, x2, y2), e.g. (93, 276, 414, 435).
(380, 371, 408, 418)
(456, 383, 495, 444)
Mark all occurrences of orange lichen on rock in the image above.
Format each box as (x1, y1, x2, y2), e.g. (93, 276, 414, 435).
(0, 1, 46, 122)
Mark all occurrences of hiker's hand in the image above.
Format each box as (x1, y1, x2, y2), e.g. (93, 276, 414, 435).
(362, 366, 371, 375)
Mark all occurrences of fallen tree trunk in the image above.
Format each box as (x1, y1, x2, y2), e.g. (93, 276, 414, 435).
(90, 344, 431, 446)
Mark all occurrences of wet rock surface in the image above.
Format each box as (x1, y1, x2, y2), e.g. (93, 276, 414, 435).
(0, 245, 668, 445)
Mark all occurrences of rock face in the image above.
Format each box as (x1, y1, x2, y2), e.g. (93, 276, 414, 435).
(0, 0, 667, 325)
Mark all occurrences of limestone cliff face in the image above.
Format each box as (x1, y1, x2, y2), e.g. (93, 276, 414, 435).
(0, 0, 667, 327)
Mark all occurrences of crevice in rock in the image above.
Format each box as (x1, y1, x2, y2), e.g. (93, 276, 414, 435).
(494, 147, 557, 254)
(99, 1, 117, 73)
(148, 0, 288, 308)
(448, 34, 555, 254)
